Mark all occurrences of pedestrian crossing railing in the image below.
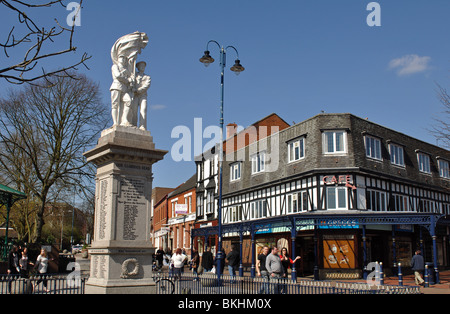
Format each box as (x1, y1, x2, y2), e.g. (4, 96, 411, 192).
(156, 272, 421, 295)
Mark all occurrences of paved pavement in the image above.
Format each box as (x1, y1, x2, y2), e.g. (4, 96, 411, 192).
(310, 270, 450, 294)
(74, 253, 450, 294)
(381, 271, 450, 294)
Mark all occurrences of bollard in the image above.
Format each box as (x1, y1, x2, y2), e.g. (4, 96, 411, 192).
(398, 263, 403, 286)
(424, 265, 429, 288)
(379, 262, 384, 285)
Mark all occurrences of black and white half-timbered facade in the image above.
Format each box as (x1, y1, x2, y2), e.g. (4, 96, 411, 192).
(192, 113, 450, 281)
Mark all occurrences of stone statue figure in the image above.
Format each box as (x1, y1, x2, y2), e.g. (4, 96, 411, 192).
(110, 55, 135, 127)
(110, 32, 149, 128)
(134, 61, 151, 130)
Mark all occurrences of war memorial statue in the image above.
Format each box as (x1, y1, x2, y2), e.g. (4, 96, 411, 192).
(84, 32, 167, 294)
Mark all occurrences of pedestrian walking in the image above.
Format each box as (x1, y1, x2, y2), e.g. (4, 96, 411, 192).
(7, 245, 20, 294)
(279, 247, 301, 278)
(155, 247, 165, 269)
(411, 250, 425, 286)
(226, 245, 240, 280)
(34, 248, 52, 293)
(19, 248, 34, 278)
(266, 246, 284, 294)
(201, 247, 214, 272)
(171, 248, 187, 280)
(7, 245, 20, 276)
(256, 246, 270, 294)
(190, 247, 199, 279)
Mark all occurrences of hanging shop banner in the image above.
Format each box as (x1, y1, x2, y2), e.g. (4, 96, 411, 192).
(175, 204, 188, 215)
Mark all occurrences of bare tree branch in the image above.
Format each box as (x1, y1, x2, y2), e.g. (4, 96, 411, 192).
(0, 72, 108, 242)
(0, 0, 90, 85)
(430, 82, 450, 149)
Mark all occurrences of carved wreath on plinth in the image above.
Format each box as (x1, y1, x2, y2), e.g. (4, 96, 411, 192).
(121, 258, 140, 279)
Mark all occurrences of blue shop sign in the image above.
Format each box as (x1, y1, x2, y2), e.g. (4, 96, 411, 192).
(394, 224, 413, 232)
(318, 218, 359, 229)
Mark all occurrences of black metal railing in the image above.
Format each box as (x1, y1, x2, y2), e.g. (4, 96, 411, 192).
(155, 273, 421, 295)
(0, 274, 85, 294)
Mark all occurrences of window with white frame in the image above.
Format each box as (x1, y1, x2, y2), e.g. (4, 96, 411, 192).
(419, 199, 435, 213)
(171, 200, 178, 217)
(209, 158, 215, 178)
(230, 162, 242, 181)
(287, 191, 308, 213)
(366, 189, 387, 211)
(198, 163, 204, 181)
(438, 159, 450, 179)
(251, 151, 266, 174)
(251, 200, 267, 219)
(288, 138, 305, 162)
(326, 186, 347, 210)
(417, 152, 431, 174)
(185, 195, 192, 213)
(390, 143, 405, 167)
(365, 135, 382, 160)
(393, 194, 409, 212)
(206, 190, 214, 214)
(228, 206, 242, 223)
(197, 194, 204, 216)
(323, 131, 346, 154)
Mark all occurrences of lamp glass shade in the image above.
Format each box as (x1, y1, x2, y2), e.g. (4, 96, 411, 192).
(200, 51, 215, 66)
(230, 59, 245, 75)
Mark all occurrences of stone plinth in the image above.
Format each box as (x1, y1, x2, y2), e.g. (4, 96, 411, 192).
(83, 126, 167, 294)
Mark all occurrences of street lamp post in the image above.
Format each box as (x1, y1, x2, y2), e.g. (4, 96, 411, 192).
(199, 40, 245, 276)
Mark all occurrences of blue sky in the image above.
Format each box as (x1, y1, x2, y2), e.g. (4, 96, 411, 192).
(1, 0, 449, 188)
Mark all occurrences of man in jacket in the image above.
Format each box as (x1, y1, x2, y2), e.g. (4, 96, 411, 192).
(226, 245, 240, 279)
(411, 250, 425, 285)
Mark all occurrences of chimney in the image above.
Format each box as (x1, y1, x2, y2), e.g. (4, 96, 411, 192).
(226, 123, 237, 139)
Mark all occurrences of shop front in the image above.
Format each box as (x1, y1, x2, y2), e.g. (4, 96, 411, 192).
(192, 212, 449, 282)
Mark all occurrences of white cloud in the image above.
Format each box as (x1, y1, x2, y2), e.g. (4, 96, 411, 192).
(388, 54, 431, 76)
(149, 104, 167, 111)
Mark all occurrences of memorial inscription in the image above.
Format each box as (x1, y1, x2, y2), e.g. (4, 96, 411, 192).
(118, 177, 146, 241)
(98, 179, 109, 240)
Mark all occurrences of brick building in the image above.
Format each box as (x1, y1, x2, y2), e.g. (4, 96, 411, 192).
(192, 113, 450, 281)
(166, 174, 197, 255)
(151, 187, 174, 250)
